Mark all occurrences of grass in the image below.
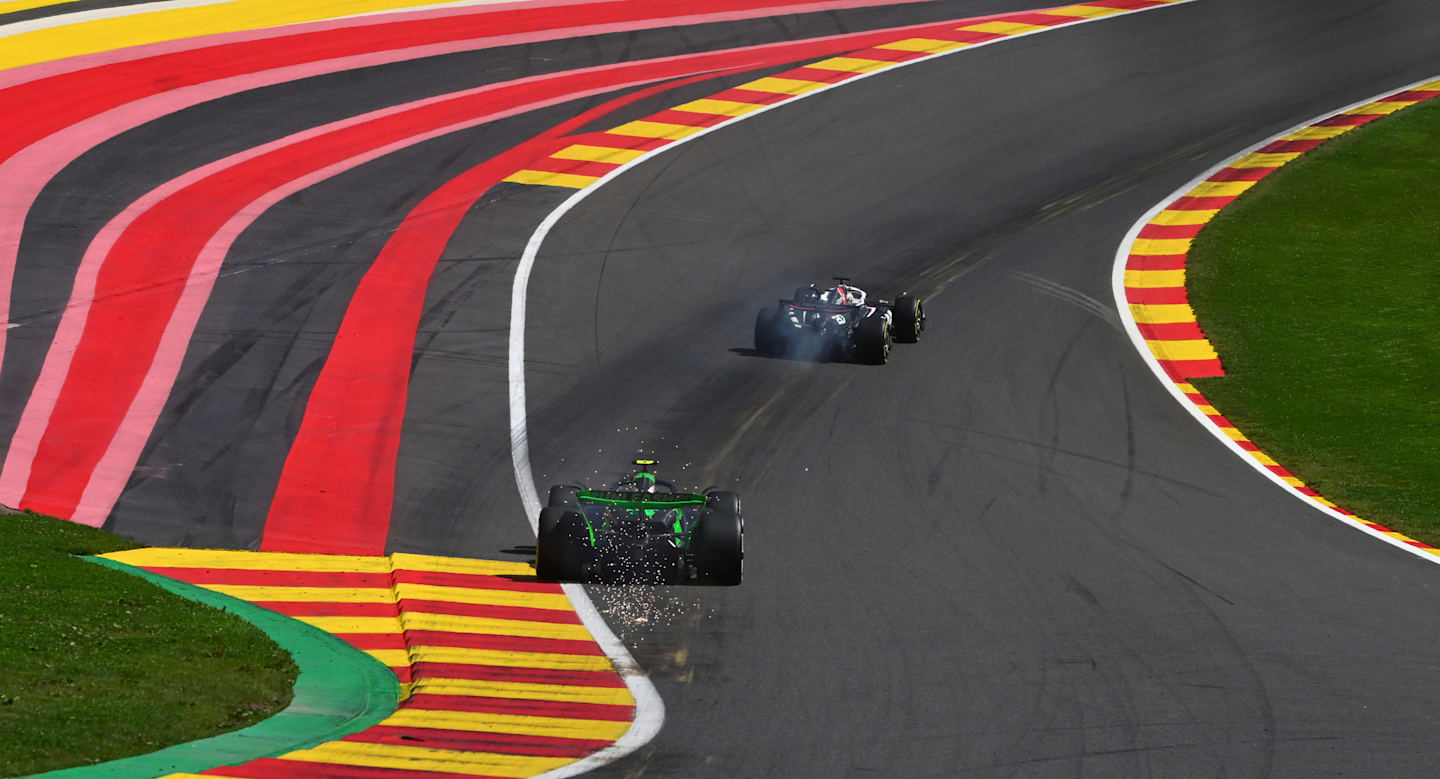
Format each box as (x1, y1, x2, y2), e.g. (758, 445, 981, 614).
(0, 511, 296, 776)
(1187, 97, 1440, 544)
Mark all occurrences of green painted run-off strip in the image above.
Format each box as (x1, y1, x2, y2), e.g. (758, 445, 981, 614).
(33, 557, 399, 778)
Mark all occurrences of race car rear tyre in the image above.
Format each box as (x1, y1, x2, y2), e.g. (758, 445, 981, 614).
(754, 308, 785, 356)
(855, 315, 890, 365)
(692, 508, 743, 586)
(536, 507, 588, 581)
(705, 490, 741, 518)
(547, 485, 581, 511)
(893, 294, 924, 343)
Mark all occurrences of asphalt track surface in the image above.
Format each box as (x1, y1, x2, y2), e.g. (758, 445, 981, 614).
(5, 0, 1440, 775)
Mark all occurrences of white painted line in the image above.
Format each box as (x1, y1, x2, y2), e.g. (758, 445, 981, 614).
(1110, 72, 1440, 565)
(507, 2, 1201, 771)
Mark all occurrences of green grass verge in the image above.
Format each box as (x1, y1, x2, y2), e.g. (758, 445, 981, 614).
(1188, 97, 1440, 544)
(0, 512, 296, 776)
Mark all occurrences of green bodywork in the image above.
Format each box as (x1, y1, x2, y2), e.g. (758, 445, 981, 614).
(574, 490, 705, 548)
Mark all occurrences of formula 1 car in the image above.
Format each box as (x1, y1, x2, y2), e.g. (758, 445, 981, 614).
(753, 277, 925, 364)
(536, 459, 743, 585)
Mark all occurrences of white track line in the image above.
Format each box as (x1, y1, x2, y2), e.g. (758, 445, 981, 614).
(1110, 72, 1440, 566)
(508, 2, 1200, 772)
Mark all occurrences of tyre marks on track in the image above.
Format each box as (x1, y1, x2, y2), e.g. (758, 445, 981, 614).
(0, 0, 945, 457)
(504, 0, 1192, 189)
(1115, 76, 1440, 560)
(6, 1, 1194, 547)
(103, 547, 634, 778)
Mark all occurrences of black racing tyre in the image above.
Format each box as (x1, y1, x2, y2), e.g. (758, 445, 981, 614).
(536, 507, 588, 581)
(893, 293, 923, 343)
(705, 490, 742, 518)
(754, 307, 784, 356)
(854, 314, 890, 365)
(691, 509, 743, 586)
(547, 485, 581, 510)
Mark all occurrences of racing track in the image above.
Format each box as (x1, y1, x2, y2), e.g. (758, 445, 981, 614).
(5, 0, 1440, 775)
(475, 1, 1440, 775)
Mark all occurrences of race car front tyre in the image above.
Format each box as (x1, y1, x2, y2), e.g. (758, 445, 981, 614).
(893, 294, 924, 343)
(536, 507, 588, 581)
(855, 315, 890, 364)
(754, 308, 785, 356)
(692, 508, 743, 586)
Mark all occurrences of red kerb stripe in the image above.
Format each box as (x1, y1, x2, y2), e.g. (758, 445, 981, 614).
(1126, 254, 1187, 271)
(1124, 286, 1188, 305)
(141, 567, 391, 588)
(347, 726, 612, 758)
(402, 693, 633, 721)
(203, 756, 505, 778)
(1137, 223, 1203, 240)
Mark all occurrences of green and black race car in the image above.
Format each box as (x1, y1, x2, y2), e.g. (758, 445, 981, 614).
(536, 460, 743, 585)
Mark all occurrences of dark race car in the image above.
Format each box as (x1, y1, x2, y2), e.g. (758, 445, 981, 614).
(536, 459, 743, 585)
(753, 277, 925, 363)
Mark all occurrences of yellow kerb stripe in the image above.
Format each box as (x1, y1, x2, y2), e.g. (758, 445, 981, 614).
(1230, 152, 1300, 168)
(282, 740, 572, 778)
(1123, 269, 1185, 288)
(875, 38, 969, 53)
(394, 582, 573, 611)
(1219, 427, 1248, 441)
(1129, 237, 1191, 256)
(1282, 476, 1306, 488)
(607, 120, 706, 140)
(381, 708, 631, 741)
(502, 169, 597, 189)
(736, 76, 829, 95)
(206, 585, 394, 604)
(0, 0, 494, 72)
(408, 646, 616, 671)
(1150, 209, 1217, 226)
(1283, 125, 1352, 141)
(1039, 4, 1124, 17)
(960, 20, 1045, 34)
(1418, 79, 1440, 91)
(303, 614, 590, 640)
(391, 553, 542, 577)
(1247, 451, 1278, 466)
(365, 649, 410, 667)
(552, 145, 648, 164)
(405, 678, 634, 705)
(807, 56, 894, 73)
(101, 548, 390, 573)
(671, 98, 766, 117)
(1195, 404, 1219, 415)
(403, 612, 589, 639)
(1186, 180, 1254, 198)
(1146, 339, 1218, 361)
(1342, 101, 1411, 115)
(1174, 382, 1197, 393)
(1129, 303, 1195, 324)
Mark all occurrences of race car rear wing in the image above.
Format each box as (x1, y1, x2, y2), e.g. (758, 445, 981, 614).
(578, 490, 705, 508)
